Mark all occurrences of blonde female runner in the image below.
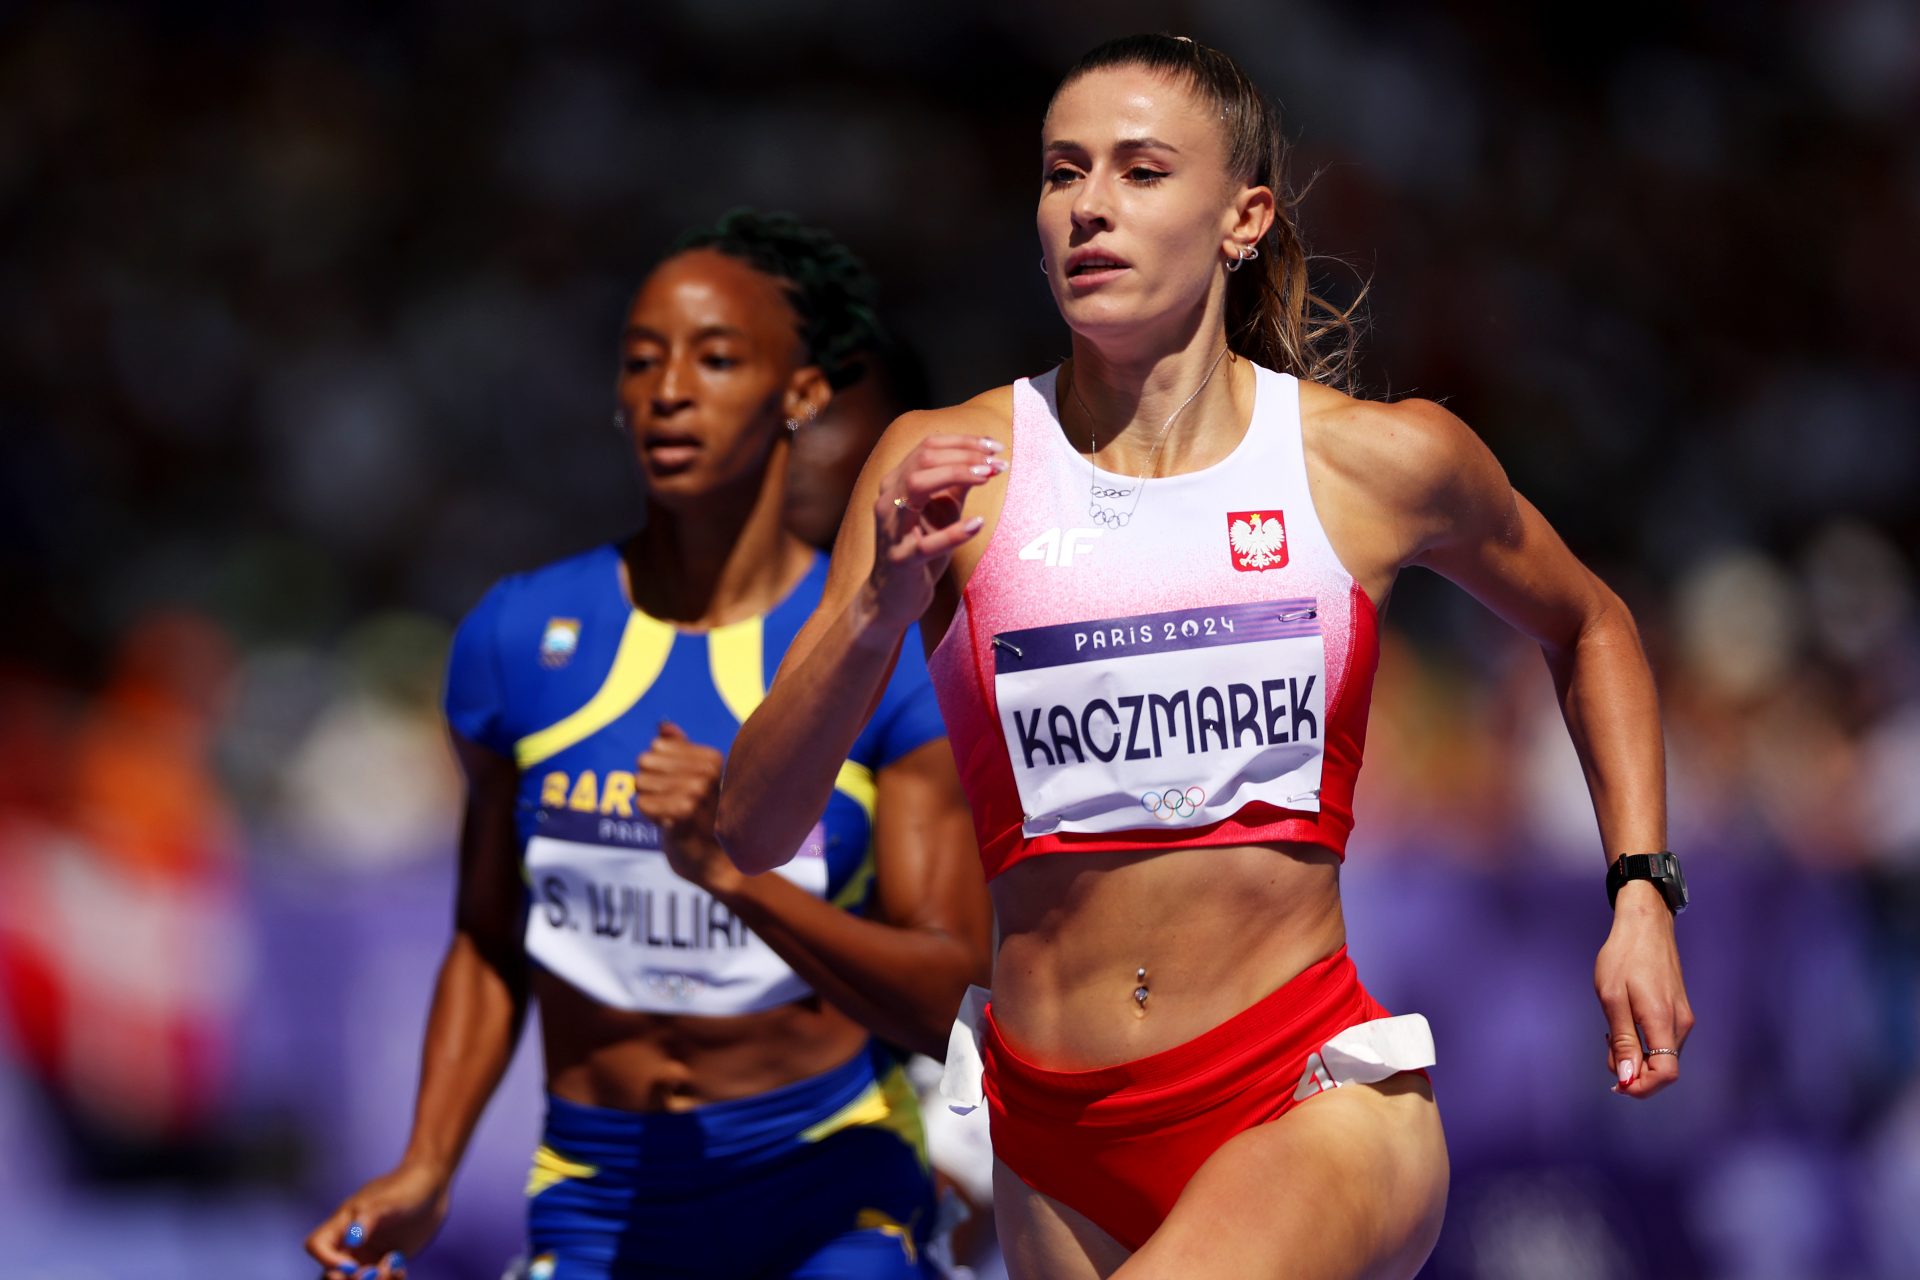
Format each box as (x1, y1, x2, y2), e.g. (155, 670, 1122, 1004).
(719, 37, 1692, 1280)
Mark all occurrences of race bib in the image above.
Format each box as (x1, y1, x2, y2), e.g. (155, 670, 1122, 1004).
(992, 598, 1326, 836)
(523, 809, 828, 1015)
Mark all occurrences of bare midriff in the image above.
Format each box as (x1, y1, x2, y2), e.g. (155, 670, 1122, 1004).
(987, 841, 1346, 1070)
(534, 973, 869, 1113)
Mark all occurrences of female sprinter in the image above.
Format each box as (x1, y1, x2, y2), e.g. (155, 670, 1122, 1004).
(719, 36, 1693, 1280)
(306, 210, 990, 1280)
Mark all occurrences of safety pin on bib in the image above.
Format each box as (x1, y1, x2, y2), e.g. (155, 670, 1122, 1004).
(991, 636, 1025, 659)
(1276, 608, 1318, 623)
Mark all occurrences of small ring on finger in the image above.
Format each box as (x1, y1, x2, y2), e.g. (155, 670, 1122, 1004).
(1645, 1047, 1679, 1058)
(892, 496, 909, 509)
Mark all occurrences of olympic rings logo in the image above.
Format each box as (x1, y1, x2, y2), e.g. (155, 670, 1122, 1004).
(1089, 506, 1134, 527)
(1140, 786, 1206, 820)
(1090, 484, 1134, 499)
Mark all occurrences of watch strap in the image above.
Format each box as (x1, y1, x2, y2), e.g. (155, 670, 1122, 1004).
(1607, 851, 1684, 913)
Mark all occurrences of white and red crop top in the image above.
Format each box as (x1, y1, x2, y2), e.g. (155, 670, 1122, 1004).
(927, 362, 1381, 881)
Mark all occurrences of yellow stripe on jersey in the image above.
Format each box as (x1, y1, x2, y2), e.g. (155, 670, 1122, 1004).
(707, 615, 765, 727)
(513, 612, 674, 768)
(828, 759, 879, 908)
(525, 1144, 598, 1197)
(834, 759, 877, 818)
(829, 839, 877, 910)
(708, 617, 880, 825)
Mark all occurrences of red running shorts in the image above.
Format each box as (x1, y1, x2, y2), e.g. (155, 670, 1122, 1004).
(981, 946, 1428, 1251)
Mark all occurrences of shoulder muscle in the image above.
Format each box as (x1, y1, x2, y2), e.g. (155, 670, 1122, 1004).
(1306, 388, 1516, 567)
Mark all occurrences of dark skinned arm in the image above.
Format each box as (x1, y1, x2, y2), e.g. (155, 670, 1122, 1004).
(644, 725, 991, 1058)
(305, 734, 529, 1279)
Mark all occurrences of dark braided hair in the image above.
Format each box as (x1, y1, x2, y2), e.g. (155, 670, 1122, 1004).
(674, 209, 884, 391)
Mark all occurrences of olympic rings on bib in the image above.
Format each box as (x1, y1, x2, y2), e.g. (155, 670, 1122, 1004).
(1140, 786, 1206, 821)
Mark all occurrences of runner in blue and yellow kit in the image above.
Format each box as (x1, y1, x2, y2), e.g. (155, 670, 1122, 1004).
(306, 211, 991, 1280)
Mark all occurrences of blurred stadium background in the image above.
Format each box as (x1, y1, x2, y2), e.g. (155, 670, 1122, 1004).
(1, 1, 1916, 1276)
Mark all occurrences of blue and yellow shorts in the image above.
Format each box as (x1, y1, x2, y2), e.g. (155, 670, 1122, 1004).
(523, 1043, 933, 1279)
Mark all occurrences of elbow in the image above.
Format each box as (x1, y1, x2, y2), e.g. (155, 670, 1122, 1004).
(904, 1017, 951, 1061)
(1547, 578, 1641, 664)
(1586, 581, 1645, 651)
(713, 794, 787, 877)
(714, 750, 795, 876)
(906, 983, 967, 1057)
(907, 947, 990, 1058)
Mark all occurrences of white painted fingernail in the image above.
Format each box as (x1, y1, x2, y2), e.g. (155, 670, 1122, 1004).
(979, 437, 1004, 452)
(970, 464, 991, 476)
(964, 516, 985, 532)
(1616, 1059, 1634, 1086)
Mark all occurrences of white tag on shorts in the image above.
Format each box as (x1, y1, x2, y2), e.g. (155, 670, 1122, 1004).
(992, 599, 1327, 836)
(937, 984, 992, 1114)
(1292, 1013, 1436, 1101)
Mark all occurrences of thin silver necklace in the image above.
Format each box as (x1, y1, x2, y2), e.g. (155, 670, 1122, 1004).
(1068, 344, 1231, 528)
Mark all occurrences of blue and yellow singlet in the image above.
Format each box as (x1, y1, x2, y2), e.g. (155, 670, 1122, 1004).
(444, 542, 945, 1017)
(445, 544, 944, 1278)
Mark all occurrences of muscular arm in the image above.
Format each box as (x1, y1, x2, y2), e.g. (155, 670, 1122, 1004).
(307, 734, 529, 1273)
(718, 405, 1005, 873)
(720, 738, 992, 1056)
(1332, 396, 1690, 1096)
(1387, 402, 1666, 858)
(399, 735, 531, 1178)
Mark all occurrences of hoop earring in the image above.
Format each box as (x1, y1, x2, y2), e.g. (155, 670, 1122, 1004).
(1225, 243, 1259, 273)
(1040, 255, 1048, 277)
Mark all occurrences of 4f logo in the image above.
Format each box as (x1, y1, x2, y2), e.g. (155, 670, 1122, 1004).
(1227, 511, 1287, 571)
(1019, 527, 1103, 568)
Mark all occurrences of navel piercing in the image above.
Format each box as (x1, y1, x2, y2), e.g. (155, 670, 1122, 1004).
(1133, 967, 1150, 1009)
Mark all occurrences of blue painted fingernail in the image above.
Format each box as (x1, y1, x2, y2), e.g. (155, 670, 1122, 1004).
(344, 1222, 366, 1247)
(356, 1269, 378, 1280)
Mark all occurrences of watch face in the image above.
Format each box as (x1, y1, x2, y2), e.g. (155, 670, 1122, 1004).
(1658, 853, 1689, 912)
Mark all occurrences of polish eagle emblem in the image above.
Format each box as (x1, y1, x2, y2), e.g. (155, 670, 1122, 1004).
(1227, 511, 1288, 571)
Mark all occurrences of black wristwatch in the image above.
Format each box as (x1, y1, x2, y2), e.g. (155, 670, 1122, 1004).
(1607, 851, 1688, 914)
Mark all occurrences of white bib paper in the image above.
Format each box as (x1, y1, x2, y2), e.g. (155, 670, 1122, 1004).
(523, 809, 827, 1015)
(992, 598, 1327, 836)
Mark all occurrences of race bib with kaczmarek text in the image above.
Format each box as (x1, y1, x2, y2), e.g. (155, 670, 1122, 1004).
(992, 598, 1327, 836)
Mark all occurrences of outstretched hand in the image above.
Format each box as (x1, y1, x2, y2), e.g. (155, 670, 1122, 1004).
(1594, 883, 1693, 1098)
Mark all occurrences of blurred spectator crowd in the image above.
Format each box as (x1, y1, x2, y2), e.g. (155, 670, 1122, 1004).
(0, 1, 1915, 1276)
